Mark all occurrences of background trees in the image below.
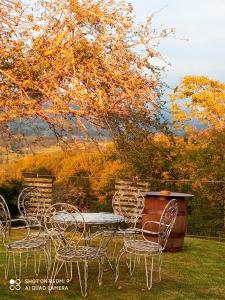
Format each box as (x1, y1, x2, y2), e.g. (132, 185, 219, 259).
(169, 75, 225, 181)
(0, 0, 173, 148)
(171, 76, 225, 132)
(1, 1, 225, 236)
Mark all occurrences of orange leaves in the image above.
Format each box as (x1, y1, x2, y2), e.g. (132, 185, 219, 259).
(69, 0, 105, 26)
(76, 118, 88, 133)
(0, 0, 168, 146)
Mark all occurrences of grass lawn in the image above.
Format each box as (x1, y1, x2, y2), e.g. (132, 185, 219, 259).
(0, 237, 225, 300)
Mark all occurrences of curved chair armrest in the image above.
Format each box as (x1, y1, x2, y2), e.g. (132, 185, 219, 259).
(128, 227, 160, 236)
(17, 216, 42, 226)
(142, 220, 169, 230)
(17, 224, 45, 242)
(17, 216, 43, 238)
(11, 218, 31, 229)
(5, 219, 31, 243)
(125, 220, 163, 237)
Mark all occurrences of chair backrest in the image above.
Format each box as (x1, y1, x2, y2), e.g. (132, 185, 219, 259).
(44, 203, 86, 252)
(158, 199, 178, 250)
(23, 176, 53, 212)
(112, 189, 145, 227)
(0, 195, 11, 242)
(18, 187, 45, 225)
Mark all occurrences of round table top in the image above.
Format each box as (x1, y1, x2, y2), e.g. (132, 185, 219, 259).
(52, 212, 125, 225)
(144, 192, 193, 198)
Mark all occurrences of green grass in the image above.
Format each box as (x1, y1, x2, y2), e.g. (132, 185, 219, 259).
(1, 237, 225, 300)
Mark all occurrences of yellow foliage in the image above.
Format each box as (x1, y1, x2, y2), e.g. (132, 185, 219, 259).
(171, 76, 225, 132)
(0, 146, 127, 193)
(0, 0, 168, 144)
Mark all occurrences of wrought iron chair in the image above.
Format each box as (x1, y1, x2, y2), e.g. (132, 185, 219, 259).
(18, 187, 45, 228)
(45, 203, 106, 297)
(112, 189, 145, 228)
(115, 199, 178, 290)
(104, 189, 145, 260)
(18, 186, 58, 251)
(0, 194, 50, 279)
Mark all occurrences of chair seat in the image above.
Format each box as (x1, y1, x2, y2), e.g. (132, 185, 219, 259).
(6, 239, 46, 251)
(22, 217, 42, 227)
(37, 229, 60, 238)
(57, 246, 105, 261)
(124, 240, 162, 255)
(103, 228, 138, 236)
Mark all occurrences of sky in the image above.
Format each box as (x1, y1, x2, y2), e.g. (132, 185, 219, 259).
(130, 0, 225, 88)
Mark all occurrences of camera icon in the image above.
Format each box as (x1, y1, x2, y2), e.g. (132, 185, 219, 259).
(9, 279, 21, 290)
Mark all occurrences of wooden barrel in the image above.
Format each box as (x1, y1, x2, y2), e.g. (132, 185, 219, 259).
(142, 192, 193, 252)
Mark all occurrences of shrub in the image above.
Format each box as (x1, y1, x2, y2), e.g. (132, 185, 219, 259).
(0, 179, 24, 218)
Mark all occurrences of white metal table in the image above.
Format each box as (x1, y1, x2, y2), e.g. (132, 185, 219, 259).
(52, 212, 124, 226)
(52, 212, 125, 273)
(52, 212, 125, 243)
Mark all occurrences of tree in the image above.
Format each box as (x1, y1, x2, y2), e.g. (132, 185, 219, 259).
(169, 75, 225, 183)
(0, 0, 173, 148)
(171, 76, 225, 133)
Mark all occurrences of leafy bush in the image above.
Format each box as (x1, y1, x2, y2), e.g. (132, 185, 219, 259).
(0, 179, 24, 218)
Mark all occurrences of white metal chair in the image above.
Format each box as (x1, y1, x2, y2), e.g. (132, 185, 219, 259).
(112, 189, 145, 228)
(44, 203, 106, 297)
(18, 186, 58, 249)
(0, 194, 50, 279)
(115, 199, 178, 290)
(104, 189, 145, 260)
(18, 187, 46, 230)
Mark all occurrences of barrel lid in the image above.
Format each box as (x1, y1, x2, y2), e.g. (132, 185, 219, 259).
(144, 192, 193, 198)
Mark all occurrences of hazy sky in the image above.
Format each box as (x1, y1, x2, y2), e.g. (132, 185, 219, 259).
(130, 0, 225, 88)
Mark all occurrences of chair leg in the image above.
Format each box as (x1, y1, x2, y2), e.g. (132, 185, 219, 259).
(77, 261, 88, 297)
(6, 249, 50, 281)
(46, 238, 53, 266)
(35, 248, 50, 277)
(158, 254, 162, 282)
(115, 248, 125, 282)
(48, 258, 56, 292)
(64, 261, 73, 283)
(98, 257, 104, 286)
(49, 238, 52, 258)
(33, 251, 38, 276)
(12, 252, 17, 279)
(4, 252, 10, 280)
(144, 255, 154, 290)
(105, 253, 115, 275)
(46, 245, 52, 267)
(107, 238, 118, 261)
(125, 252, 130, 269)
(48, 259, 64, 292)
(65, 262, 69, 280)
(25, 253, 29, 269)
(129, 254, 137, 276)
(137, 255, 141, 264)
(19, 252, 22, 279)
(68, 262, 73, 282)
(43, 247, 51, 278)
(12, 252, 26, 279)
(37, 253, 41, 274)
(112, 239, 118, 261)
